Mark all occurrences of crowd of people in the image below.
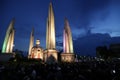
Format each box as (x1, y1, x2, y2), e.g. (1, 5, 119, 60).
(0, 60, 120, 80)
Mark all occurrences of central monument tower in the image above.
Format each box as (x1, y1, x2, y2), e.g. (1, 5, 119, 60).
(46, 2, 55, 49)
(44, 2, 58, 63)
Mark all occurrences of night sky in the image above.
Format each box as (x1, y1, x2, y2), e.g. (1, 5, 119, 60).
(0, 0, 120, 56)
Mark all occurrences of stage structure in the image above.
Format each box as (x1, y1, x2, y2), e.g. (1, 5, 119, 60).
(44, 2, 58, 63)
(61, 18, 75, 62)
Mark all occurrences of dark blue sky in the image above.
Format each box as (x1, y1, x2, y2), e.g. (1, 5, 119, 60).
(0, 0, 120, 56)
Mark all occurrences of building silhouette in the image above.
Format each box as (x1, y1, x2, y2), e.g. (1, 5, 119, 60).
(96, 43, 120, 59)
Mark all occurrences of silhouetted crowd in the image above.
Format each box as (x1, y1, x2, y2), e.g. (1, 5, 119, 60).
(0, 60, 120, 80)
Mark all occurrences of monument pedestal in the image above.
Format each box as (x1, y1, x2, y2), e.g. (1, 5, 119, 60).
(61, 53, 75, 62)
(44, 49, 58, 63)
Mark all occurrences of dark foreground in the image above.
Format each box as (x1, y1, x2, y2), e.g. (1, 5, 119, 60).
(0, 60, 120, 80)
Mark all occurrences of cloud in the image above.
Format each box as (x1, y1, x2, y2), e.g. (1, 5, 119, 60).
(71, 0, 120, 37)
(74, 0, 111, 28)
(71, 27, 87, 40)
(56, 0, 113, 39)
(91, 6, 120, 37)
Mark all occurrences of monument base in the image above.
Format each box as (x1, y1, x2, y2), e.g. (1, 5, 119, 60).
(61, 53, 75, 62)
(44, 49, 58, 64)
(0, 53, 15, 62)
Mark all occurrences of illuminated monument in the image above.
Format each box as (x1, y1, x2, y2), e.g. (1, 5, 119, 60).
(61, 18, 75, 62)
(2, 19, 15, 53)
(30, 40, 44, 60)
(44, 2, 58, 63)
(28, 28, 34, 58)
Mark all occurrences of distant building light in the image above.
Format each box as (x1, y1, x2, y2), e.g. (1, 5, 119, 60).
(112, 70, 116, 74)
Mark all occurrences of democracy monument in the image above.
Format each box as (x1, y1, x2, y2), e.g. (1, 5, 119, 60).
(1, 2, 75, 63)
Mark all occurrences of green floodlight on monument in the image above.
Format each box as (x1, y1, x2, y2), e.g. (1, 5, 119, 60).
(2, 18, 15, 53)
